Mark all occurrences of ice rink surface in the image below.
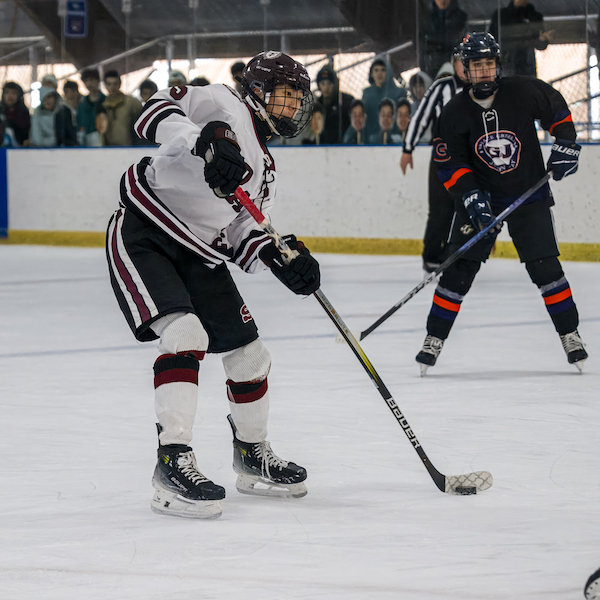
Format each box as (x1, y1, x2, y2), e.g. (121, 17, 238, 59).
(1, 245, 599, 599)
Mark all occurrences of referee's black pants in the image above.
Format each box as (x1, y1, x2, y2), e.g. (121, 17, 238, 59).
(422, 155, 455, 266)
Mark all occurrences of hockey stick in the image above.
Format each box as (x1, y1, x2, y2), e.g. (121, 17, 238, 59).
(233, 186, 493, 495)
(350, 172, 552, 342)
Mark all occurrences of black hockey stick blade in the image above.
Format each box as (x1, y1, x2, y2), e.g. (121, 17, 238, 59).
(354, 172, 552, 342)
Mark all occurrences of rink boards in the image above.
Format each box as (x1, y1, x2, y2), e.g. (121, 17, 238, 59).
(0, 144, 599, 260)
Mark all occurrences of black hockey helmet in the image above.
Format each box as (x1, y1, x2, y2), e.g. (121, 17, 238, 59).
(459, 32, 501, 98)
(241, 51, 313, 138)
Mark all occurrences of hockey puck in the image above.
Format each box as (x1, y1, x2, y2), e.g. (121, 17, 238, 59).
(454, 486, 477, 495)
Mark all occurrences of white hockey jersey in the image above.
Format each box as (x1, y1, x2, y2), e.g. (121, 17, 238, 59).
(122, 84, 275, 273)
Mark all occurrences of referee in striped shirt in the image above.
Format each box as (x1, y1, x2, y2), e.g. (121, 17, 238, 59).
(400, 53, 468, 273)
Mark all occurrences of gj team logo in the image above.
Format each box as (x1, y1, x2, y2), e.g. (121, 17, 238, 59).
(476, 130, 521, 173)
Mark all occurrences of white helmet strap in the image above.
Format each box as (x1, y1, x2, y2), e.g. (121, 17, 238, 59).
(245, 90, 279, 136)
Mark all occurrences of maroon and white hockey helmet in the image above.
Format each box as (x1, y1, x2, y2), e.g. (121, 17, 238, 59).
(241, 51, 313, 138)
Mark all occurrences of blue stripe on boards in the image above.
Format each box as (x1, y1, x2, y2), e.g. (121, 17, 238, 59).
(0, 148, 7, 237)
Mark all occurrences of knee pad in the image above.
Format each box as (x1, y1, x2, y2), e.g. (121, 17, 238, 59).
(152, 312, 209, 356)
(222, 340, 271, 383)
(525, 257, 564, 288)
(440, 259, 481, 296)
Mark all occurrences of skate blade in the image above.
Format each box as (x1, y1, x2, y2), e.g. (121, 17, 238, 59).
(235, 472, 307, 498)
(574, 358, 587, 373)
(151, 489, 222, 519)
(419, 363, 429, 377)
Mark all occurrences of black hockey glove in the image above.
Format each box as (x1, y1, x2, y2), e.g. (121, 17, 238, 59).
(547, 138, 581, 181)
(193, 121, 246, 197)
(259, 235, 321, 296)
(462, 189, 501, 234)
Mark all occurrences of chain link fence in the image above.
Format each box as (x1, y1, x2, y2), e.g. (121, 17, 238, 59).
(0, 6, 598, 142)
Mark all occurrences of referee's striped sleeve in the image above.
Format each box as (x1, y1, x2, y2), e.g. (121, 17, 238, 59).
(403, 79, 447, 153)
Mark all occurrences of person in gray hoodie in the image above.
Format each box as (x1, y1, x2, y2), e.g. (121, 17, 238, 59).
(361, 57, 408, 140)
(30, 88, 60, 147)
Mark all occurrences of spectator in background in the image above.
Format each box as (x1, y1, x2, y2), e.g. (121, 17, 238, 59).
(30, 88, 60, 147)
(139, 79, 158, 104)
(302, 102, 325, 145)
(230, 61, 245, 94)
(102, 69, 143, 146)
(190, 77, 211, 86)
(40, 73, 59, 99)
(368, 98, 396, 145)
(55, 80, 81, 147)
(408, 70, 433, 115)
(315, 64, 354, 144)
(361, 57, 407, 140)
(77, 68, 106, 146)
(342, 99, 367, 144)
(168, 70, 187, 87)
(489, 0, 551, 77)
(390, 98, 412, 144)
(419, 0, 467, 80)
(1, 82, 30, 146)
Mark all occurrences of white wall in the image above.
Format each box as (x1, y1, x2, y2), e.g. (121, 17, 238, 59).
(8, 144, 600, 244)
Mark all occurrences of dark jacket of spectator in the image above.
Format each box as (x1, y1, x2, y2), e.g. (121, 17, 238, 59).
(361, 57, 408, 140)
(489, 1, 548, 77)
(55, 103, 79, 147)
(315, 64, 354, 144)
(419, 0, 468, 80)
(77, 91, 106, 134)
(1, 82, 30, 146)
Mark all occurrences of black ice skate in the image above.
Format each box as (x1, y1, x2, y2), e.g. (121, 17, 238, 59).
(585, 567, 600, 600)
(415, 334, 444, 376)
(227, 415, 307, 498)
(151, 444, 225, 519)
(560, 330, 588, 372)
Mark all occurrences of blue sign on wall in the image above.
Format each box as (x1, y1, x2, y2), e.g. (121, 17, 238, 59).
(65, 0, 88, 38)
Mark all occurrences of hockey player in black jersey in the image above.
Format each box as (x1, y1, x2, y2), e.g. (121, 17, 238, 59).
(415, 32, 587, 375)
(106, 51, 319, 518)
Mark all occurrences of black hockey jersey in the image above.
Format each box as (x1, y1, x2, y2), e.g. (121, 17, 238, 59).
(435, 76, 576, 208)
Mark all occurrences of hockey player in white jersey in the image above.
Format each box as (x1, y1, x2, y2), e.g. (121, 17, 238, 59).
(106, 51, 319, 519)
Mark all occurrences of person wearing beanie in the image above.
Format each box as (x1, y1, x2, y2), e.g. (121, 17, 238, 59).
(168, 70, 187, 87)
(315, 63, 354, 144)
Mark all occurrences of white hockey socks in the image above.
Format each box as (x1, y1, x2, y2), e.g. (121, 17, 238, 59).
(222, 340, 271, 443)
(227, 381, 270, 443)
(154, 351, 204, 446)
(150, 312, 209, 446)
